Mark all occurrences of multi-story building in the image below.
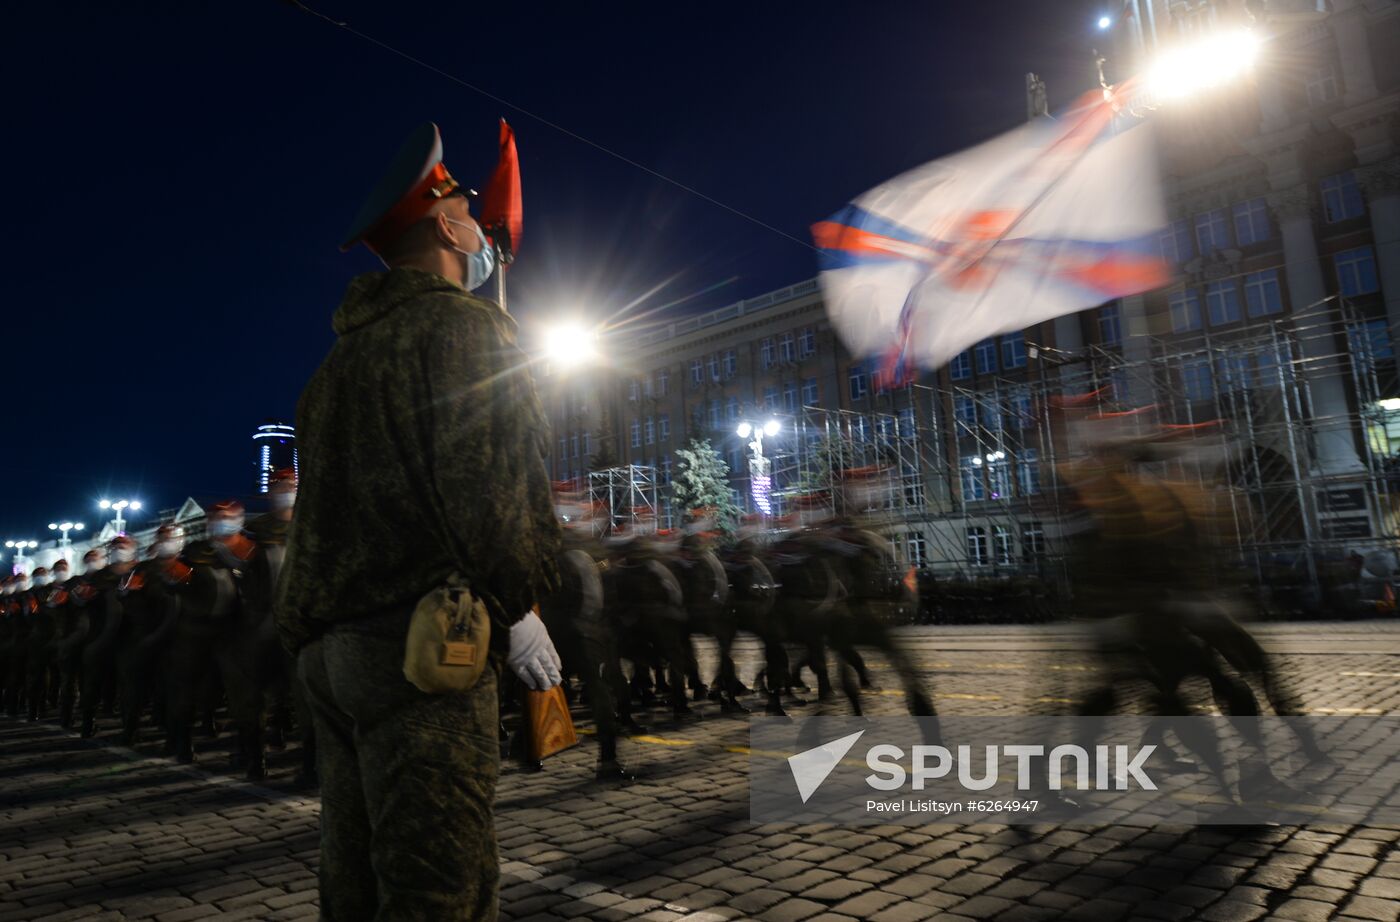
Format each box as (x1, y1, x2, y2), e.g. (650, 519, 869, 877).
(252, 419, 297, 494)
(538, 0, 1400, 606)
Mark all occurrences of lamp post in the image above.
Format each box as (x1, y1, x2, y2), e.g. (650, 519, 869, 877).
(47, 521, 85, 564)
(98, 498, 142, 536)
(4, 539, 38, 575)
(737, 419, 781, 517)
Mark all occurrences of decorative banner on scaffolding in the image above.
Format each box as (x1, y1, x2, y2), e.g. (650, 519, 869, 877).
(812, 80, 1170, 386)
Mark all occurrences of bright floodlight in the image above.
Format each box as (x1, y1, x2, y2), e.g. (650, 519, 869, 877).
(736, 422, 753, 438)
(48, 523, 58, 530)
(1380, 397, 1400, 412)
(763, 420, 781, 437)
(130, 501, 142, 510)
(99, 499, 111, 509)
(1147, 29, 1261, 101)
(1097, 15, 1111, 29)
(542, 322, 598, 369)
(74, 523, 84, 531)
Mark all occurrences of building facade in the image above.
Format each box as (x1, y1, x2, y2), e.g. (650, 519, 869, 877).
(539, 0, 1400, 606)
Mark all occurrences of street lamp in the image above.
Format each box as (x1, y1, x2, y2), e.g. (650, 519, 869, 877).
(541, 321, 600, 370)
(1144, 28, 1261, 102)
(737, 419, 782, 516)
(1097, 15, 1112, 30)
(98, 498, 142, 536)
(4, 539, 38, 575)
(47, 521, 85, 564)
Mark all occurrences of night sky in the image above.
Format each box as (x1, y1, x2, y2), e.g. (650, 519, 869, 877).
(4, 0, 1105, 541)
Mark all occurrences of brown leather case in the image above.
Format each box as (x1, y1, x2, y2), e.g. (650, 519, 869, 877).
(525, 685, 578, 761)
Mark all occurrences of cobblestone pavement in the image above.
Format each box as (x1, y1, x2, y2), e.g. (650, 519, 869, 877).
(3, 622, 1400, 921)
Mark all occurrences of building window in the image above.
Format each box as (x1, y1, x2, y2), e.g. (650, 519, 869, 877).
(628, 379, 640, 402)
(760, 338, 774, 369)
(1243, 269, 1283, 317)
(908, 534, 928, 568)
(779, 332, 796, 363)
(690, 359, 703, 386)
(1348, 319, 1396, 369)
(708, 400, 721, 429)
(851, 416, 871, 442)
(950, 350, 972, 381)
(659, 414, 670, 441)
(1009, 392, 1033, 430)
(661, 456, 673, 484)
(988, 459, 1012, 499)
(630, 420, 641, 448)
(728, 447, 744, 474)
(708, 353, 720, 382)
(802, 378, 820, 406)
(799, 327, 816, 358)
(571, 434, 580, 457)
(961, 458, 986, 503)
(974, 338, 998, 375)
(644, 417, 655, 444)
(1099, 304, 1122, 345)
(1018, 449, 1041, 496)
(1022, 523, 1046, 560)
(1321, 172, 1365, 224)
(954, 395, 977, 427)
(1169, 289, 1203, 333)
(897, 406, 915, 437)
(657, 368, 670, 396)
(723, 349, 737, 379)
(763, 385, 779, 411)
(1001, 331, 1027, 369)
(849, 364, 869, 400)
(1159, 218, 1193, 265)
(1335, 246, 1380, 296)
(558, 437, 567, 461)
(1182, 359, 1214, 402)
(967, 526, 988, 566)
(1205, 280, 1241, 326)
(1217, 354, 1251, 392)
(783, 384, 798, 413)
(725, 397, 739, 422)
(1305, 59, 1339, 106)
(993, 526, 1013, 565)
(1232, 197, 1270, 245)
(643, 375, 654, 398)
(584, 432, 592, 456)
(1194, 208, 1230, 255)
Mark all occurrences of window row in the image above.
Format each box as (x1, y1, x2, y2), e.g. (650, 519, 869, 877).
(960, 451, 1040, 502)
(1167, 269, 1286, 332)
(948, 331, 1028, 381)
(952, 392, 1035, 433)
(629, 414, 671, 447)
(556, 432, 594, 460)
(967, 523, 1046, 567)
(759, 327, 819, 369)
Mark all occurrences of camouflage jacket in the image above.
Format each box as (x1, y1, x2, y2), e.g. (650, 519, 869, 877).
(276, 268, 561, 653)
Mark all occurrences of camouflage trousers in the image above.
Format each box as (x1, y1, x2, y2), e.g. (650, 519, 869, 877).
(298, 609, 501, 921)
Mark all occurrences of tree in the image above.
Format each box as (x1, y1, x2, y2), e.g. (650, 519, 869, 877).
(672, 438, 741, 537)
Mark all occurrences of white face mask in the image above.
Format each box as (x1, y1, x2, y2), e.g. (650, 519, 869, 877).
(32, 574, 52, 588)
(17, 578, 31, 592)
(444, 218, 496, 291)
(85, 558, 106, 573)
(209, 519, 243, 538)
(52, 571, 69, 583)
(111, 547, 136, 564)
(155, 539, 184, 558)
(269, 491, 296, 511)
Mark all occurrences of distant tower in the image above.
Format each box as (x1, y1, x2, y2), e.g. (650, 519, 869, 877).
(253, 419, 297, 493)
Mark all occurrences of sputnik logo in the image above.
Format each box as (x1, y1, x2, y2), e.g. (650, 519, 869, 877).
(787, 730, 865, 803)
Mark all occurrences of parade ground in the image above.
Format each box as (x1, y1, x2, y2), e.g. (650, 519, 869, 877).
(4, 622, 1400, 922)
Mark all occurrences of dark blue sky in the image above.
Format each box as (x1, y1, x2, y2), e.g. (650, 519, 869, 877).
(4, 0, 1105, 540)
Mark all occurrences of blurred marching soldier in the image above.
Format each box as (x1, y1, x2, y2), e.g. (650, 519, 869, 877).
(5, 570, 35, 718)
(278, 122, 562, 920)
(24, 565, 59, 721)
(42, 559, 73, 711)
(242, 467, 316, 785)
(112, 527, 182, 747)
(56, 547, 108, 729)
(162, 503, 247, 764)
(0, 577, 19, 715)
(80, 539, 131, 738)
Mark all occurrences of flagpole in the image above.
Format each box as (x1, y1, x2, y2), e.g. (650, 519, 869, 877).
(488, 224, 513, 312)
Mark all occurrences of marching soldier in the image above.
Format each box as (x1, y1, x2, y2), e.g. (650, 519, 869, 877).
(56, 548, 107, 729)
(113, 528, 180, 747)
(278, 122, 563, 920)
(25, 565, 60, 721)
(5, 571, 34, 718)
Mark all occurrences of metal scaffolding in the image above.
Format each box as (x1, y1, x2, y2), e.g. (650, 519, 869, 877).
(587, 464, 662, 537)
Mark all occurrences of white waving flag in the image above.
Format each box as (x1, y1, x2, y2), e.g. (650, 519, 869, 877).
(813, 82, 1169, 387)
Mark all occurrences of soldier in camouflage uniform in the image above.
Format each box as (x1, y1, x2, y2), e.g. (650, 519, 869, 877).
(277, 122, 562, 921)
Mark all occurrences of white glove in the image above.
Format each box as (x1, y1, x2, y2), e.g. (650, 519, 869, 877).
(507, 611, 563, 690)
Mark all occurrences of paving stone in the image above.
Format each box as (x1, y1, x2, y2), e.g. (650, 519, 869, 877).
(1273, 899, 1343, 922)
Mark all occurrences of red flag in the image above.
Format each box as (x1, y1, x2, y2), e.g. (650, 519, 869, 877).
(480, 118, 522, 259)
(902, 566, 918, 595)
